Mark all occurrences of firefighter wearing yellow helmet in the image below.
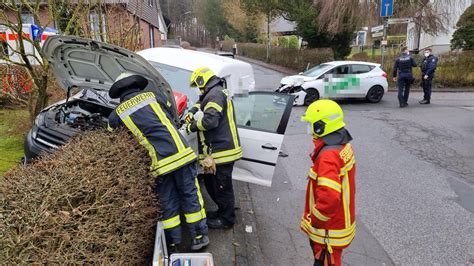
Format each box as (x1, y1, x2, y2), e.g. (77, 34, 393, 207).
(185, 66, 242, 230)
(300, 100, 356, 266)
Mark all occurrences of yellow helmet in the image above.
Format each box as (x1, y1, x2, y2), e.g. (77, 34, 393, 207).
(190, 66, 215, 89)
(301, 99, 345, 137)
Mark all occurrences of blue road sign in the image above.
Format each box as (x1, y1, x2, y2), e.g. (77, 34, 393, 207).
(380, 0, 394, 17)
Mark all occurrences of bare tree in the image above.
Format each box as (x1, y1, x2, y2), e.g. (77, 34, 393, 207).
(316, 0, 462, 35)
(0, 0, 148, 121)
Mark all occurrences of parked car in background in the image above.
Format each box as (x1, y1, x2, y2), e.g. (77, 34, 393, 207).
(276, 61, 388, 105)
(25, 37, 294, 188)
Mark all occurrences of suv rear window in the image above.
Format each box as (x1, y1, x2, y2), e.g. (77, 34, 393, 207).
(350, 64, 373, 74)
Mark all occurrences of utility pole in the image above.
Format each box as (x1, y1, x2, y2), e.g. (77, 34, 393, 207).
(381, 17, 388, 67)
(379, 0, 393, 67)
(266, 10, 271, 62)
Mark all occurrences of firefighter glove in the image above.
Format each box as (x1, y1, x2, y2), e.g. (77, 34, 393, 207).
(202, 155, 216, 175)
(184, 112, 194, 123)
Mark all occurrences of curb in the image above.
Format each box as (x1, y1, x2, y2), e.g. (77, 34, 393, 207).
(387, 88, 474, 92)
(233, 182, 265, 266)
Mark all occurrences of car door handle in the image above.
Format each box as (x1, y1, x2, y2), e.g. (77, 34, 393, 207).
(261, 143, 277, 150)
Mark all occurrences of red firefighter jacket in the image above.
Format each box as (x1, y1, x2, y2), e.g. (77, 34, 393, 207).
(300, 137, 356, 250)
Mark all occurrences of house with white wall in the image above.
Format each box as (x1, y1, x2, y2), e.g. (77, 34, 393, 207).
(406, 0, 473, 53)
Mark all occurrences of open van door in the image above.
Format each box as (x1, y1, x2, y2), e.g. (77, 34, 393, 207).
(232, 91, 294, 187)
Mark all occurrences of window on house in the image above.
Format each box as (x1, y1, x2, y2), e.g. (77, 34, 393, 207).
(21, 12, 35, 24)
(0, 33, 8, 59)
(149, 25, 155, 48)
(89, 11, 107, 42)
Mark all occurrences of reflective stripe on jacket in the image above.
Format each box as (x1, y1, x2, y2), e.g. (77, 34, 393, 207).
(189, 81, 242, 165)
(300, 142, 356, 250)
(108, 91, 196, 176)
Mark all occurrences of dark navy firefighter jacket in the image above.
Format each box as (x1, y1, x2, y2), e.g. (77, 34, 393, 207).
(188, 77, 242, 165)
(393, 53, 417, 78)
(108, 91, 197, 176)
(421, 55, 438, 78)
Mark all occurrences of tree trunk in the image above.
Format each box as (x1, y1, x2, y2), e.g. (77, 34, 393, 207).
(31, 73, 49, 123)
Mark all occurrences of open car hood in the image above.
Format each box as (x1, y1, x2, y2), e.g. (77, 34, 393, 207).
(42, 35, 178, 122)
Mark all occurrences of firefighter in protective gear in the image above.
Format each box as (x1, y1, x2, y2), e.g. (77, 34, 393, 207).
(186, 66, 242, 229)
(393, 46, 417, 108)
(107, 72, 209, 252)
(300, 100, 356, 266)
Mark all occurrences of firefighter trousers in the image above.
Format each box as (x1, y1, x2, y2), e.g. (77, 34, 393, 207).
(203, 162, 236, 225)
(310, 241, 343, 266)
(155, 161, 208, 245)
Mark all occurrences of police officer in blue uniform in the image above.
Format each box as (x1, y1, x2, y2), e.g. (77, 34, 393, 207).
(419, 48, 438, 104)
(107, 73, 209, 253)
(392, 46, 417, 108)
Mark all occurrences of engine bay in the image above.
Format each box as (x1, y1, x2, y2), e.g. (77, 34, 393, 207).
(53, 99, 113, 131)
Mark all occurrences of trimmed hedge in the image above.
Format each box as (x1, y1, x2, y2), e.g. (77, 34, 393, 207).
(237, 43, 333, 71)
(0, 130, 159, 264)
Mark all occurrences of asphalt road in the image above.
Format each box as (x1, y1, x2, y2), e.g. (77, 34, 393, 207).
(247, 62, 474, 265)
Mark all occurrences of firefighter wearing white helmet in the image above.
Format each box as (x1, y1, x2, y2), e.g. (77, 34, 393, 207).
(300, 100, 356, 266)
(185, 66, 242, 230)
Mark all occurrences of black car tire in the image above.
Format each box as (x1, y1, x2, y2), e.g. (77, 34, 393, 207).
(366, 86, 384, 103)
(304, 88, 320, 106)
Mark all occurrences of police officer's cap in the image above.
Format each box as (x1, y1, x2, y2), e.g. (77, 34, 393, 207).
(109, 72, 149, 99)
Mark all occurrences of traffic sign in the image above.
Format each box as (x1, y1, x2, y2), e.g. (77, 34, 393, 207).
(388, 18, 412, 24)
(372, 32, 383, 38)
(381, 40, 388, 46)
(380, 0, 394, 17)
(371, 25, 384, 33)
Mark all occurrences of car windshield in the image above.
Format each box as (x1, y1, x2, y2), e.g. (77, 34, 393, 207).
(303, 64, 332, 77)
(149, 61, 199, 107)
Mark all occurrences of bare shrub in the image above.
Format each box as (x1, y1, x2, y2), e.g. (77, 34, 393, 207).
(0, 129, 159, 264)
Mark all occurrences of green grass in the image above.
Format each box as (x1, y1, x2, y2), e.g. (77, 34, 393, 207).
(0, 109, 29, 177)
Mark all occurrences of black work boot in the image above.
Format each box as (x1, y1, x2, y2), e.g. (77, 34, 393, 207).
(206, 210, 219, 219)
(190, 234, 210, 251)
(207, 218, 233, 229)
(419, 99, 430, 104)
(167, 243, 180, 254)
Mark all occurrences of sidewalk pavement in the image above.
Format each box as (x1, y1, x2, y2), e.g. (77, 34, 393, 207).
(179, 180, 264, 265)
(235, 55, 474, 93)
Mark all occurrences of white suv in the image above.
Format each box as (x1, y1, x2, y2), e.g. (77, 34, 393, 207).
(276, 61, 389, 105)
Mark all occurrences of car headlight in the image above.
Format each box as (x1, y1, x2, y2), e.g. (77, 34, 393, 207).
(34, 114, 44, 126)
(31, 126, 38, 139)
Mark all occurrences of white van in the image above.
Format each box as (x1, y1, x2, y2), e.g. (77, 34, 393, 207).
(137, 47, 256, 108)
(138, 48, 293, 187)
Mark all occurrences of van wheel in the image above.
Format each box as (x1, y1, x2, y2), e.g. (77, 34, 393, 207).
(304, 89, 320, 106)
(366, 86, 384, 103)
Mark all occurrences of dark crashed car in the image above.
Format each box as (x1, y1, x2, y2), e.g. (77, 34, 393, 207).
(24, 36, 178, 162)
